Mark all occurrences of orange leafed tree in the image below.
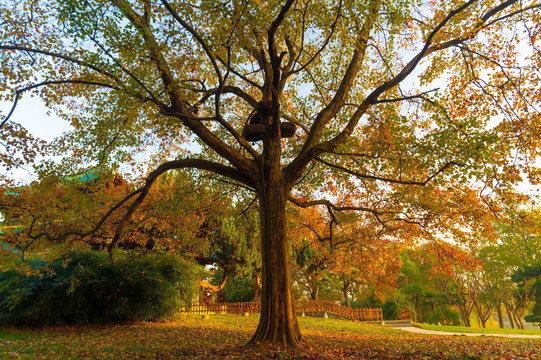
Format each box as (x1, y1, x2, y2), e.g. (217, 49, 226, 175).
(0, 170, 221, 269)
(1, 0, 541, 348)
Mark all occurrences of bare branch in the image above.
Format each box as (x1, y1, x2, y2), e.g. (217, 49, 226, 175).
(112, 0, 255, 176)
(288, 0, 342, 77)
(288, 0, 527, 182)
(0, 45, 120, 82)
(288, 196, 382, 216)
(1, 80, 119, 128)
(374, 89, 439, 104)
(160, 0, 223, 85)
(316, 157, 462, 186)
(284, 0, 383, 182)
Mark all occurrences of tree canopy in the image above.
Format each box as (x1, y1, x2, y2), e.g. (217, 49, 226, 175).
(1, 0, 541, 348)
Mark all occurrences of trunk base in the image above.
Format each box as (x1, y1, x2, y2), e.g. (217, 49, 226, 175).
(249, 309, 303, 348)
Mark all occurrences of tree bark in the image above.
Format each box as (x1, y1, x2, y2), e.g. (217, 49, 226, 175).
(506, 306, 515, 329)
(310, 285, 320, 300)
(496, 302, 505, 328)
(513, 310, 524, 329)
(460, 307, 471, 327)
(249, 170, 302, 347)
(342, 278, 351, 308)
(253, 269, 261, 302)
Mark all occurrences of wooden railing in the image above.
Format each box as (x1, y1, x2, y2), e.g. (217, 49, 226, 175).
(181, 302, 261, 315)
(399, 308, 411, 320)
(180, 300, 382, 321)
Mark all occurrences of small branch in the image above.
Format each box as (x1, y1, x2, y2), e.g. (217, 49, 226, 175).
(160, 0, 223, 85)
(216, 55, 263, 90)
(1, 80, 118, 128)
(0, 45, 120, 82)
(374, 89, 439, 104)
(288, 0, 342, 77)
(288, 196, 382, 216)
(316, 157, 462, 186)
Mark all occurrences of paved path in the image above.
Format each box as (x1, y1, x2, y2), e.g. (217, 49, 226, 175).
(397, 326, 541, 339)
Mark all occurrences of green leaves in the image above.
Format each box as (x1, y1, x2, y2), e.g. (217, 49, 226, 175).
(0, 251, 203, 326)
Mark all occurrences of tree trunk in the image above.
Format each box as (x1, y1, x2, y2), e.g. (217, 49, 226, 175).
(462, 313, 471, 327)
(460, 307, 471, 327)
(506, 306, 515, 329)
(342, 279, 351, 308)
(253, 270, 261, 302)
(415, 295, 421, 322)
(249, 172, 302, 347)
(475, 302, 490, 328)
(310, 286, 320, 300)
(513, 310, 524, 329)
(496, 302, 505, 328)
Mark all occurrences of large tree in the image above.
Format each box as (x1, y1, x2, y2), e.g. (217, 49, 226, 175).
(1, 0, 540, 347)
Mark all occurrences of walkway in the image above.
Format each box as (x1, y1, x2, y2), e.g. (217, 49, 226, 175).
(397, 326, 541, 339)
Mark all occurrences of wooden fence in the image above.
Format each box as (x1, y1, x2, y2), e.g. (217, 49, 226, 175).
(399, 308, 411, 320)
(182, 302, 261, 315)
(180, 300, 382, 321)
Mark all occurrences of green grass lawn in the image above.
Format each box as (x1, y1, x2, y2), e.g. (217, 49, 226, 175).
(416, 323, 541, 335)
(0, 315, 539, 359)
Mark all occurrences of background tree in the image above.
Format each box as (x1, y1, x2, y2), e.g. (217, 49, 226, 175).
(474, 205, 541, 328)
(519, 266, 541, 328)
(201, 202, 261, 299)
(395, 250, 463, 325)
(289, 204, 334, 301)
(2, 0, 541, 347)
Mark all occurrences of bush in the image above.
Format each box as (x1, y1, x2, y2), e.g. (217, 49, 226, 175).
(382, 299, 400, 320)
(525, 314, 541, 329)
(0, 251, 202, 325)
(426, 307, 462, 326)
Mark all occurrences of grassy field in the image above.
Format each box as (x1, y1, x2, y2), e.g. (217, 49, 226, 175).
(416, 323, 541, 335)
(0, 315, 540, 359)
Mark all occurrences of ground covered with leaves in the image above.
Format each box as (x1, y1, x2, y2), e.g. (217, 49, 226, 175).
(1, 315, 540, 359)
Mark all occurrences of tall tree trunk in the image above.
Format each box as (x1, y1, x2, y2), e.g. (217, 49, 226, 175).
(496, 302, 505, 328)
(249, 169, 302, 347)
(513, 310, 524, 329)
(460, 305, 471, 327)
(506, 306, 515, 329)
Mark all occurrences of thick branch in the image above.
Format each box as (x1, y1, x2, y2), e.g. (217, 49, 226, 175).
(112, 0, 256, 177)
(284, 0, 383, 182)
(107, 159, 252, 260)
(159, 0, 223, 85)
(286, 0, 524, 182)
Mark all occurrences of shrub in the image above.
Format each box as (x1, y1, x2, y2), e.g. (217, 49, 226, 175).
(0, 251, 202, 325)
(426, 307, 462, 326)
(382, 299, 400, 320)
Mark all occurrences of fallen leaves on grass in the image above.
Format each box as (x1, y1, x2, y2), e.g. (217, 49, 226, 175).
(0, 315, 540, 359)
